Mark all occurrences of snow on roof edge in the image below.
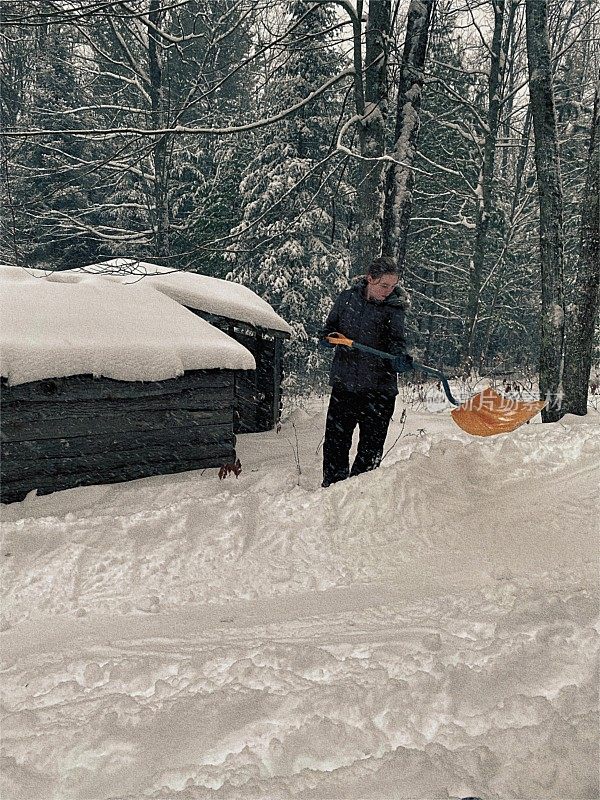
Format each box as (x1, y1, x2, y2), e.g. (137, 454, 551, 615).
(0, 267, 256, 386)
(82, 259, 293, 336)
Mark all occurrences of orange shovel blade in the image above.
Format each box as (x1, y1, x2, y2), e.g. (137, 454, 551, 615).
(451, 387, 546, 437)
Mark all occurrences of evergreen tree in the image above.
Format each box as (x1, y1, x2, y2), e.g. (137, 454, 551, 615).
(1, 9, 99, 268)
(403, 8, 481, 368)
(227, 0, 351, 395)
(173, 0, 257, 274)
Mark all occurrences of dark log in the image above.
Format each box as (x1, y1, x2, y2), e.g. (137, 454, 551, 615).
(1, 369, 233, 404)
(189, 309, 290, 340)
(180, 317, 284, 434)
(0, 365, 241, 502)
(1, 440, 234, 482)
(1, 407, 233, 442)
(273, 337, 284, 428)
(2, 386, 234, 418)
(231, 329, 280, 432)
(1, 427, 231, 460)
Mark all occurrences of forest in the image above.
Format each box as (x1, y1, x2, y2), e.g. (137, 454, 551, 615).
(1, 0, 599, 414)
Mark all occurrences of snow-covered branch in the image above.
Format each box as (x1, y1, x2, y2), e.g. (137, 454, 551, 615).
(3, 69, 355, 138)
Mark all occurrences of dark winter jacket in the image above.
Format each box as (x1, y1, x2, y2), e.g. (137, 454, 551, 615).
(322, 280, 410, 396)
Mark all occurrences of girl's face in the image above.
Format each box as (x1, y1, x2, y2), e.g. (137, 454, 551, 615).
(366, 273, 398, 302)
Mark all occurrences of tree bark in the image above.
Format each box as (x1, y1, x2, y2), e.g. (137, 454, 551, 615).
(381, 0, 434, 281)
(351, 0, 391, 278)
(562, 75, 600, 415)
(525, 0, 566, 421)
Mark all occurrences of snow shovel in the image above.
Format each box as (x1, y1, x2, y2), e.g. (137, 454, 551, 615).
(324, 333, 546, 437)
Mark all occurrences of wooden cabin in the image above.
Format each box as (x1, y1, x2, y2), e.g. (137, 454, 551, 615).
(0, 267, 255, 503)
(1, 370, 237, 504)
(79, 259, 293, 434)
(190, 311, 287, 433)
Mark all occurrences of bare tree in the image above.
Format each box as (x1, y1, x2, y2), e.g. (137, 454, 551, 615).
(562, 74, 600, 415)
(381, 0, 435, 279)
(347, 0, 391, 277)
(1, 0, 351, 264)
(1, 0, 598, 400)
(525, 0, 565, 421)
(406, 0, 534, 372)
(461, 0, 519, 371)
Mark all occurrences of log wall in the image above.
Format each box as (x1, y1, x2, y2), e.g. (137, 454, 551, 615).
(186, 310, 286, 434)
(232, 330, 284, 433)
(1, 370, 236, 503)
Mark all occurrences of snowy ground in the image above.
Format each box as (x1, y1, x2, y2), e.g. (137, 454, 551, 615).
(1, 390, 599, 800)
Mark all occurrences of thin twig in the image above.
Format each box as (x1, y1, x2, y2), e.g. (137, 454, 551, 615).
(381, 408, 407, 462)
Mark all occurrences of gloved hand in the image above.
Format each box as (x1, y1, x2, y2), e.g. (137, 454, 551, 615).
(319, 331, 347, 348)
(394, 353, 414, 373)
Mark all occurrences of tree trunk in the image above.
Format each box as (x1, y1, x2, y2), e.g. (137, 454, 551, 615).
(562, 75, 600, 415)
(351, 0, 391, 278)
(525, 0, 565, 421)
(462, 0, 514, 371)
(148, 0, 170, 258)
(381, 0, 434, 281)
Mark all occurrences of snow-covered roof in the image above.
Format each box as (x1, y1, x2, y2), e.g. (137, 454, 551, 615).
(0, 265, 255, 386)
(75, 258, 293, 335)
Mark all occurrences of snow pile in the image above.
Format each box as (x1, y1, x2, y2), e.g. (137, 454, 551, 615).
(1, 406, 598, 799)
(63, 258, 293, 334)
(0, 266, 255, 385)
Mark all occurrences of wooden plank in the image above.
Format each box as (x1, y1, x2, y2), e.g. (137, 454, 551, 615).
(1, 369, 234, 404)
(254, 332, 279, 432)
(1, 452, 237, 504)
(1, 407, 233, 443)
(233, 371, 258, 433)
(2, 427, 233, 461)
(2, 386, 234, 418)
(1, 441, 235, 482)
(272, 336, 284, 429)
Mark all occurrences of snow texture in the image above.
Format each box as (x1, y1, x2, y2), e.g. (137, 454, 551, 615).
(1, 400, 598, 799)
(76, 258, 293, 334)
(0, 265, 255, 386)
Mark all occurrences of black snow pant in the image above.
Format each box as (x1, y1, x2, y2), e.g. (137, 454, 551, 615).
(322, 386, 396, 487)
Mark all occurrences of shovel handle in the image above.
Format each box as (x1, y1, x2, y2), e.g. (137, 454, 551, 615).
(324, 333, 460, 406)
(412, 363, 460, 406)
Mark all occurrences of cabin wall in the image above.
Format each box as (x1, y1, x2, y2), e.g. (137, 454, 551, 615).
(1, 370, 236, 503)
(232, 330, 284, 433)
(187, 310, 285, 434)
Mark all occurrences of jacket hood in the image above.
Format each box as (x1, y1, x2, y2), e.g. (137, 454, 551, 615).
(352, 277, 411, 311)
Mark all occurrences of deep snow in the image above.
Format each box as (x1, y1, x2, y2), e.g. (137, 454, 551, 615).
(1, 398, 598, 799)
(0, 266, 255, 385)
(53, 258, 293, 335)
